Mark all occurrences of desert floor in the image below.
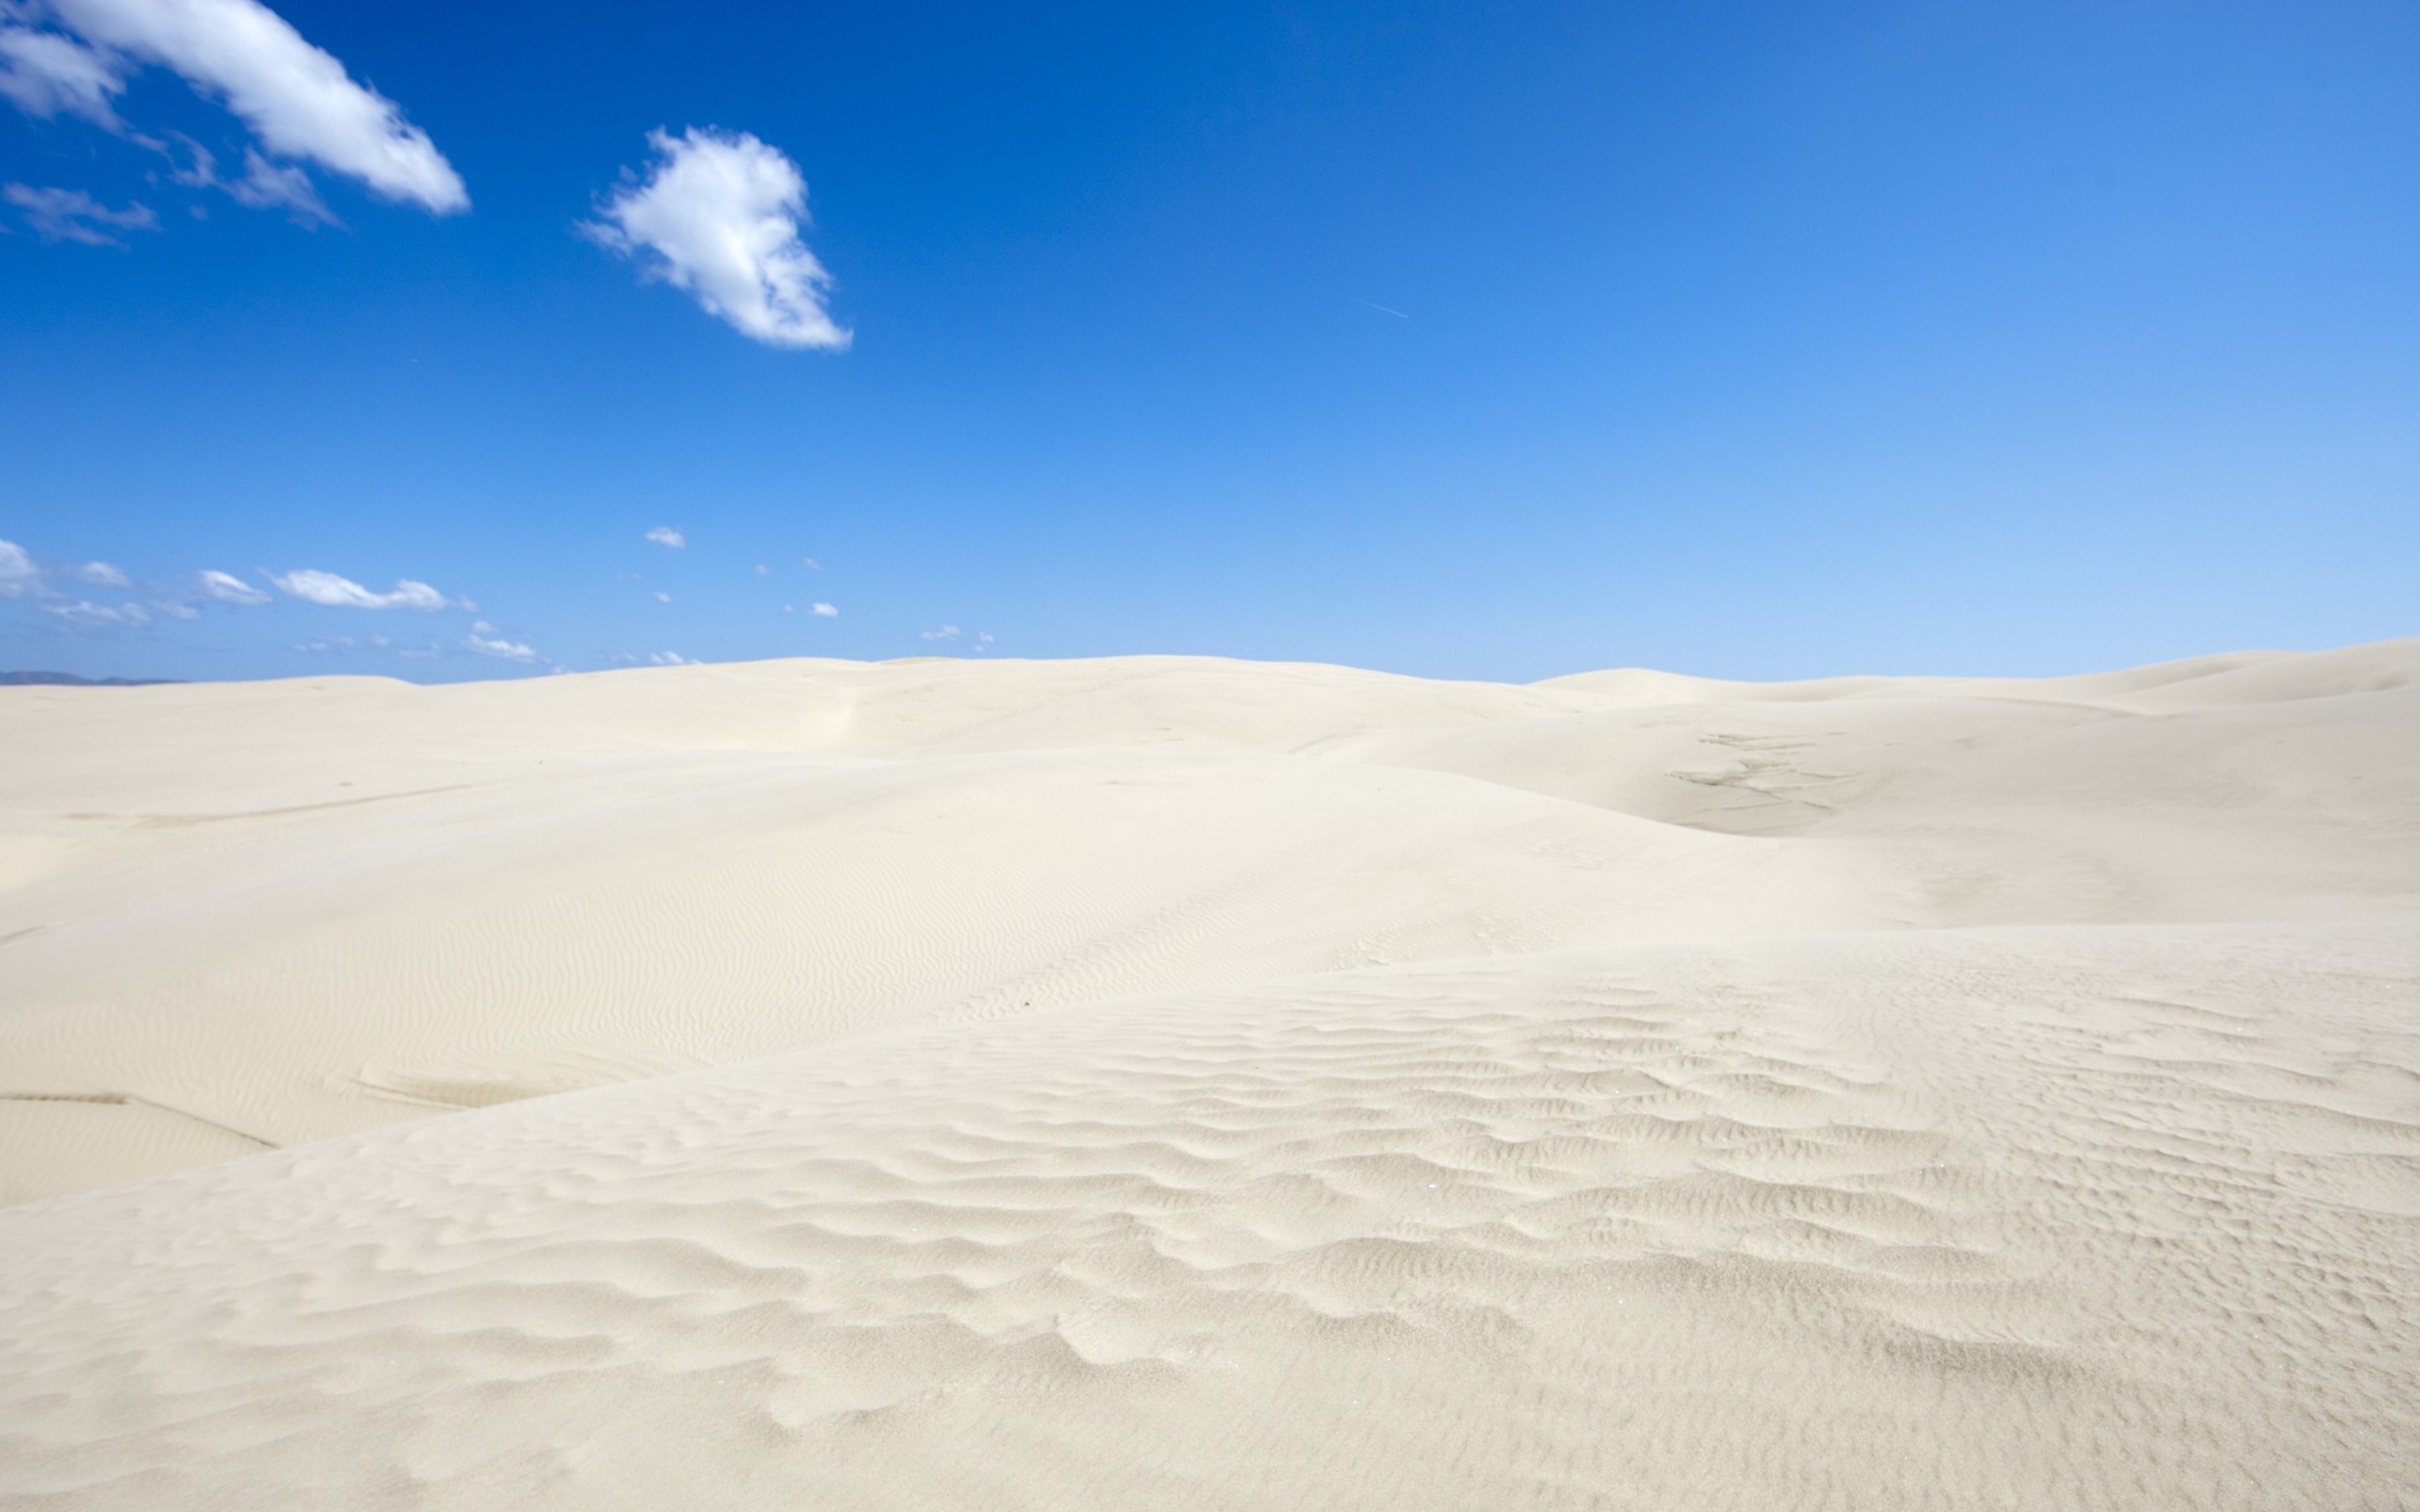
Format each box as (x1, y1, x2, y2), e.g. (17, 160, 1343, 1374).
(2, 645, 2416, 1508)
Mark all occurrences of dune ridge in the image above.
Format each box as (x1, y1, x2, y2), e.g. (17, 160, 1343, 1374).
(2, 643, 2416, 1507)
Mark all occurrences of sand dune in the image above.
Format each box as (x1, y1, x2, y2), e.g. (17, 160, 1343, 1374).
(1, 645, 2416, 1507)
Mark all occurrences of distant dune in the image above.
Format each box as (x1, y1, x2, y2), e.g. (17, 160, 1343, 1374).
(2, 646, 2415, 1508)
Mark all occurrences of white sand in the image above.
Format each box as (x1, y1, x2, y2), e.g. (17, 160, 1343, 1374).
(1, 645, 2415, 1507)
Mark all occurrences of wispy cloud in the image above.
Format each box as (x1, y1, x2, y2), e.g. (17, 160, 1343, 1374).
(463, 632, 537, 663)
(644, 526, 685, 549)
(171, 138, 333, 225)
(918, 625, 992, 651)
(810, 601, 838, 617)
(3, 541, 544, 665)
(0, 0, 466, 216)
(197, 568, 270, 604)
(4, 182, 156, 244)
(0, 538, 119, 615)
(648, 651, 691, 665)
(271, 568, 450, 610)
(0, 22, 120, 124)
(585, 127, 849, 350)
(652, 590, 672, 603)
(0, 539, 41, 597)
(42, 596, 146, 627)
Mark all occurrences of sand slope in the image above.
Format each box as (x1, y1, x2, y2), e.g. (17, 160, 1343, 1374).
(2, 645, 2417, 1507)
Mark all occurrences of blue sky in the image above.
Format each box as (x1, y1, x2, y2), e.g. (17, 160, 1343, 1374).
(3, 0, 2417, 683)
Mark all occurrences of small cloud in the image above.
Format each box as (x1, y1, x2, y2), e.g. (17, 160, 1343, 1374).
(754, 563, 769, 575)
(920, 626, 996, 654)
(231, 151, 330, 222)
(781, 604, 793, 613)
(4, 183, 157, 246)
(648, 651, 692, 665)
(0, 25, 125, 128)
(197, 569, 271, 605)
(153, 601, 199, 620)
(802, 556, 820, 570)
(272, 569, 450, 610)
(42, 598, 147, 627)
(464, 633, 538, 663)
(0, 538, 41, 597)
(810, 601, 838, 617)
(644, 526, 686, 549)
(651, 590, 673, 604)
(584, 127, 850, 349)
(167, 138, 338, 226)
(70, 560, 129, 587)
(168, 136, 220, 189)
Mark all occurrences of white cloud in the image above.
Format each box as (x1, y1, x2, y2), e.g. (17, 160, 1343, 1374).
(43, 596, 146, 626)
(228, 149, 320, 217)
(173, 138, 333, 224)
(4, 182, 156, 244)
(652, 590, 672, 603)
(648, 651, 691, 665)
(754, 563, 768, 575)
(272, 568, 449, 610)
(810, 601, 838, 617)
(35, 0, 468, 213)
(644, 526, 685, 549)
(153, 599, 198, 619)
(0, 538, 40, 596)
(585, 127, 849, 350)
(0, 22, 122, 123)
(464, 633, 536, 663)
(197, 567, 269, 604)
(69, 559, 127, 586)
(802, 557, 820, 570)
(922, 624, 993, 650)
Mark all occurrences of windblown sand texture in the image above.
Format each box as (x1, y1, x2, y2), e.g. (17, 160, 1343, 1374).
(2, 644, 2417, 1508)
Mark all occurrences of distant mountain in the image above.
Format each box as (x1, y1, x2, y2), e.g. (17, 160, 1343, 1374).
(0, 671, 182, 686)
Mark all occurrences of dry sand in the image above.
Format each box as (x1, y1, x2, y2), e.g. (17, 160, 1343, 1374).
(1, 644, 2415, 1507)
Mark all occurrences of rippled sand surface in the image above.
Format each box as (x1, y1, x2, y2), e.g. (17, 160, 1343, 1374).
(3, 645, 2416, 1508)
